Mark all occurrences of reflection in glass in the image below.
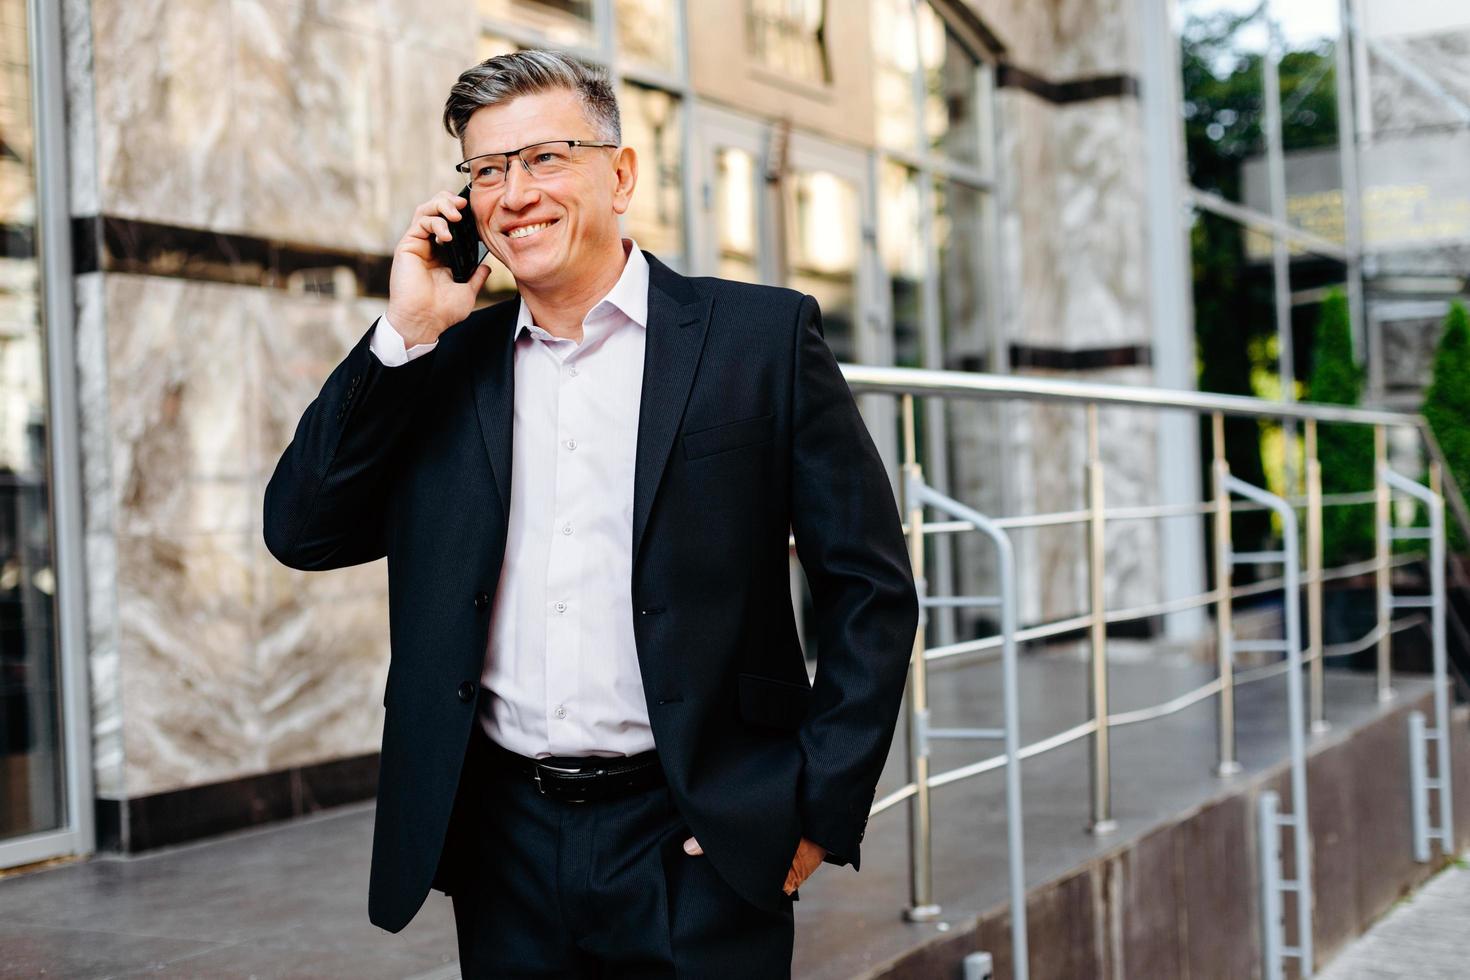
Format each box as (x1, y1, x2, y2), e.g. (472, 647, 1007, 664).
(871, 0, 919, 152)
(0, 0, 64, 846)
(480, 0, 594, 48)
(616, 0, 678, 73)
(1180, 0, 1270, 202)
(1244, 1, 1344, 241)
(713, 147, 759, 284)
(871, 0, 985, 166)
(784, 169, 859, 363)
(917, 2, 983, 166)
(619, 82, 683, 263)
(934, 179, 988, 369)
(880, 160, 923, 369)
(747, 0, 830, 86)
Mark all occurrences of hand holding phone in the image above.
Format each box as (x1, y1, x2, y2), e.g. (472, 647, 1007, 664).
(387, 187, 493, 346)
(432, 183, 484, 283)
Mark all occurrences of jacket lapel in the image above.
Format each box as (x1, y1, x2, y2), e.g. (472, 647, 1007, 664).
(470, 298, 518, 523)
(633, 251, 712, 567)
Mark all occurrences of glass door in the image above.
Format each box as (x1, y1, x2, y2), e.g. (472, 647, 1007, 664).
(1, 0, 93, 870)
(692, 105, 895, 463)
(693, 106, 896, 663)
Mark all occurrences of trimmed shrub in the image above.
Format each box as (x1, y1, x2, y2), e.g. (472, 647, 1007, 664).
(1307, 289, 1375, 566)
(1422, 300, 1470, 551)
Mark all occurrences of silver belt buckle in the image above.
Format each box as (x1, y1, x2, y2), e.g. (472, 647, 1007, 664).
(533, 761, 584, 799)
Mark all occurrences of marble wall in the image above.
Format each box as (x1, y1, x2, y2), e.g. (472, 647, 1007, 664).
(81, 273, 399, 798)
(1365, 29, 1470, 136)
(88, 0, 469, 251)
(74, 0, 476, 801)
(947, 1, 1161, 626)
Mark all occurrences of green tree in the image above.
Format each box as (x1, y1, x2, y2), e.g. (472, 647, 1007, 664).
(1306, 289, 1375, 565)
(1422, 301, 1470, 550)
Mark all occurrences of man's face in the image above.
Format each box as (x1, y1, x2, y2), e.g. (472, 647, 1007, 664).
(461, 88, 635, 292)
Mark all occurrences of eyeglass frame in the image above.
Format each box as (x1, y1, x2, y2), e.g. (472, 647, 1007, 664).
(454, 139, 621, 190)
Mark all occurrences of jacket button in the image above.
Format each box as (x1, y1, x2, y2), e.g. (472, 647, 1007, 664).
(457, 681, 476, 703)
(473, 591, 490, 610)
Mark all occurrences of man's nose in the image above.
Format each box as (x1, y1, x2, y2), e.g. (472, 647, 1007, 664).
(499, 157, 540, 209)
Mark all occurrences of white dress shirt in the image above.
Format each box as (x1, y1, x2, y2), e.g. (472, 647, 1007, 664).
(370, 239, 655, 759)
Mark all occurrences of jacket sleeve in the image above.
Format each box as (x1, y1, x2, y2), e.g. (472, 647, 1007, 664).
(263, 318, 439, 571)
(788, 293, 919, 870)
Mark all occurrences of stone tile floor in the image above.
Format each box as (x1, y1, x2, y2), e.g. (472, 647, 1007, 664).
(0, 647, 1440, 978)
(1317, 856, 1470, 980)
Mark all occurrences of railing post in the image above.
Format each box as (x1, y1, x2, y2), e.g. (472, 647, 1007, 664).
(1427, 473, 1455, 857)
(1085, 404, 1115, 834)
(899, 394, 940, 922)
(1374, 425, 1395, 702)
(1226, 474, 1313, 979)
(1212, 412, 1241, 775)
(1305, 419, 1329, 733)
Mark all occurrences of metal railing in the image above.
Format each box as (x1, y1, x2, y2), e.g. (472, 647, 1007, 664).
(795, 363, 1467, 979)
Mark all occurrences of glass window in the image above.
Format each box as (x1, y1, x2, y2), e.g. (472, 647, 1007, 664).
(619, 82, 684, 263)
(783, 168, 860, 362)
(0, 0, 65, 845)
(933, 178, 988, 369)
(616, 0, 679, 74)
(917, 2, 984, 167)
(479, 0, 595, 49)
(871, 0, 986, 167)
(1180, 0, 1270, 206)
(879, 159, 923, 369)
(713, 146, 760, 284)
(871, 0, 920, 152)
(747, 0, 831, 86)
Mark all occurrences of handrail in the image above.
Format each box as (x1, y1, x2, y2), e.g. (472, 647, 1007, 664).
(840, 363, 1417, 426)
(1419, 422, 1470, 551)
(914, 552, 1423, 667)
(838, 360, 1470, 547)
(813, 366, 1460, 968)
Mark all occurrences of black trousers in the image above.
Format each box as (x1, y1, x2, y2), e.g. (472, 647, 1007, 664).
(444, 721, 795, 978)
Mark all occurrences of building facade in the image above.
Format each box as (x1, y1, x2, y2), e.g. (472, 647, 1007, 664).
(2, 0, 1461, 868)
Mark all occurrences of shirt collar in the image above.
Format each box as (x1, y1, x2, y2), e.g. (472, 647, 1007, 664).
(514, 238, 649, 341)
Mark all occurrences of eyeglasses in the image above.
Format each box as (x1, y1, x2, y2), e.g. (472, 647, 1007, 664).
(455, 139, 620, 190)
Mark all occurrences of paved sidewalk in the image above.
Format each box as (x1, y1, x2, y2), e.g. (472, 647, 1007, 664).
(1318, 855, 1470, 979)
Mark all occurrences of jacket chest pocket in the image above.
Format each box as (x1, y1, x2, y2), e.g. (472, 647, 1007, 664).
(682, 413, 775, 460)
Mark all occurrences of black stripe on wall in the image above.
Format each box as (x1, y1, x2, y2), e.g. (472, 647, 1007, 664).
(1010, 342, 1152, 371)
(71, 215, 394, 299)
(996, 63, 1140, 104)
(951, 344, 1153, 373)
(94, 752, 379, 854)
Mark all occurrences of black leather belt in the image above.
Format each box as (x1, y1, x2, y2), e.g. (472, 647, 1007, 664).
(482, 733, 665, 804)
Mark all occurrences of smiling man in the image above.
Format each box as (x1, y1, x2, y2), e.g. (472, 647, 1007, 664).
(263, 49, 917, 977)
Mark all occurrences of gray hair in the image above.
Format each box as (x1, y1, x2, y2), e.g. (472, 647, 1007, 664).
(442, 49, 621, 146)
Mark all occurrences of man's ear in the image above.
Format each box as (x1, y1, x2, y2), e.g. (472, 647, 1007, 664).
(611, 145, 638, 216)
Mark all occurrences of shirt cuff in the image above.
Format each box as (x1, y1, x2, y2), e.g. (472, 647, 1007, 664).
(371, 311, 439, 366)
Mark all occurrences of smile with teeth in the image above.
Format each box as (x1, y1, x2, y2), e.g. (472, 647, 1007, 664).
(506, 219, 558, 240)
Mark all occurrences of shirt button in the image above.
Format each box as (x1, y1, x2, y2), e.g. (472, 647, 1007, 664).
(554, 705, 568, 720)
(562, 524, 573, 535)
(565, 438, 577, 451)
(569, 366, 579, 377)
(554, 600, 567, 613)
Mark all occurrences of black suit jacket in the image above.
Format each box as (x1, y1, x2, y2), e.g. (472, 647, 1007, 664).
(262, 250, 919, 932)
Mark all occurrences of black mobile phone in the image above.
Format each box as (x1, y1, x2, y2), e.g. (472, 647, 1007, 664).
(432, 184, 484, 283)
